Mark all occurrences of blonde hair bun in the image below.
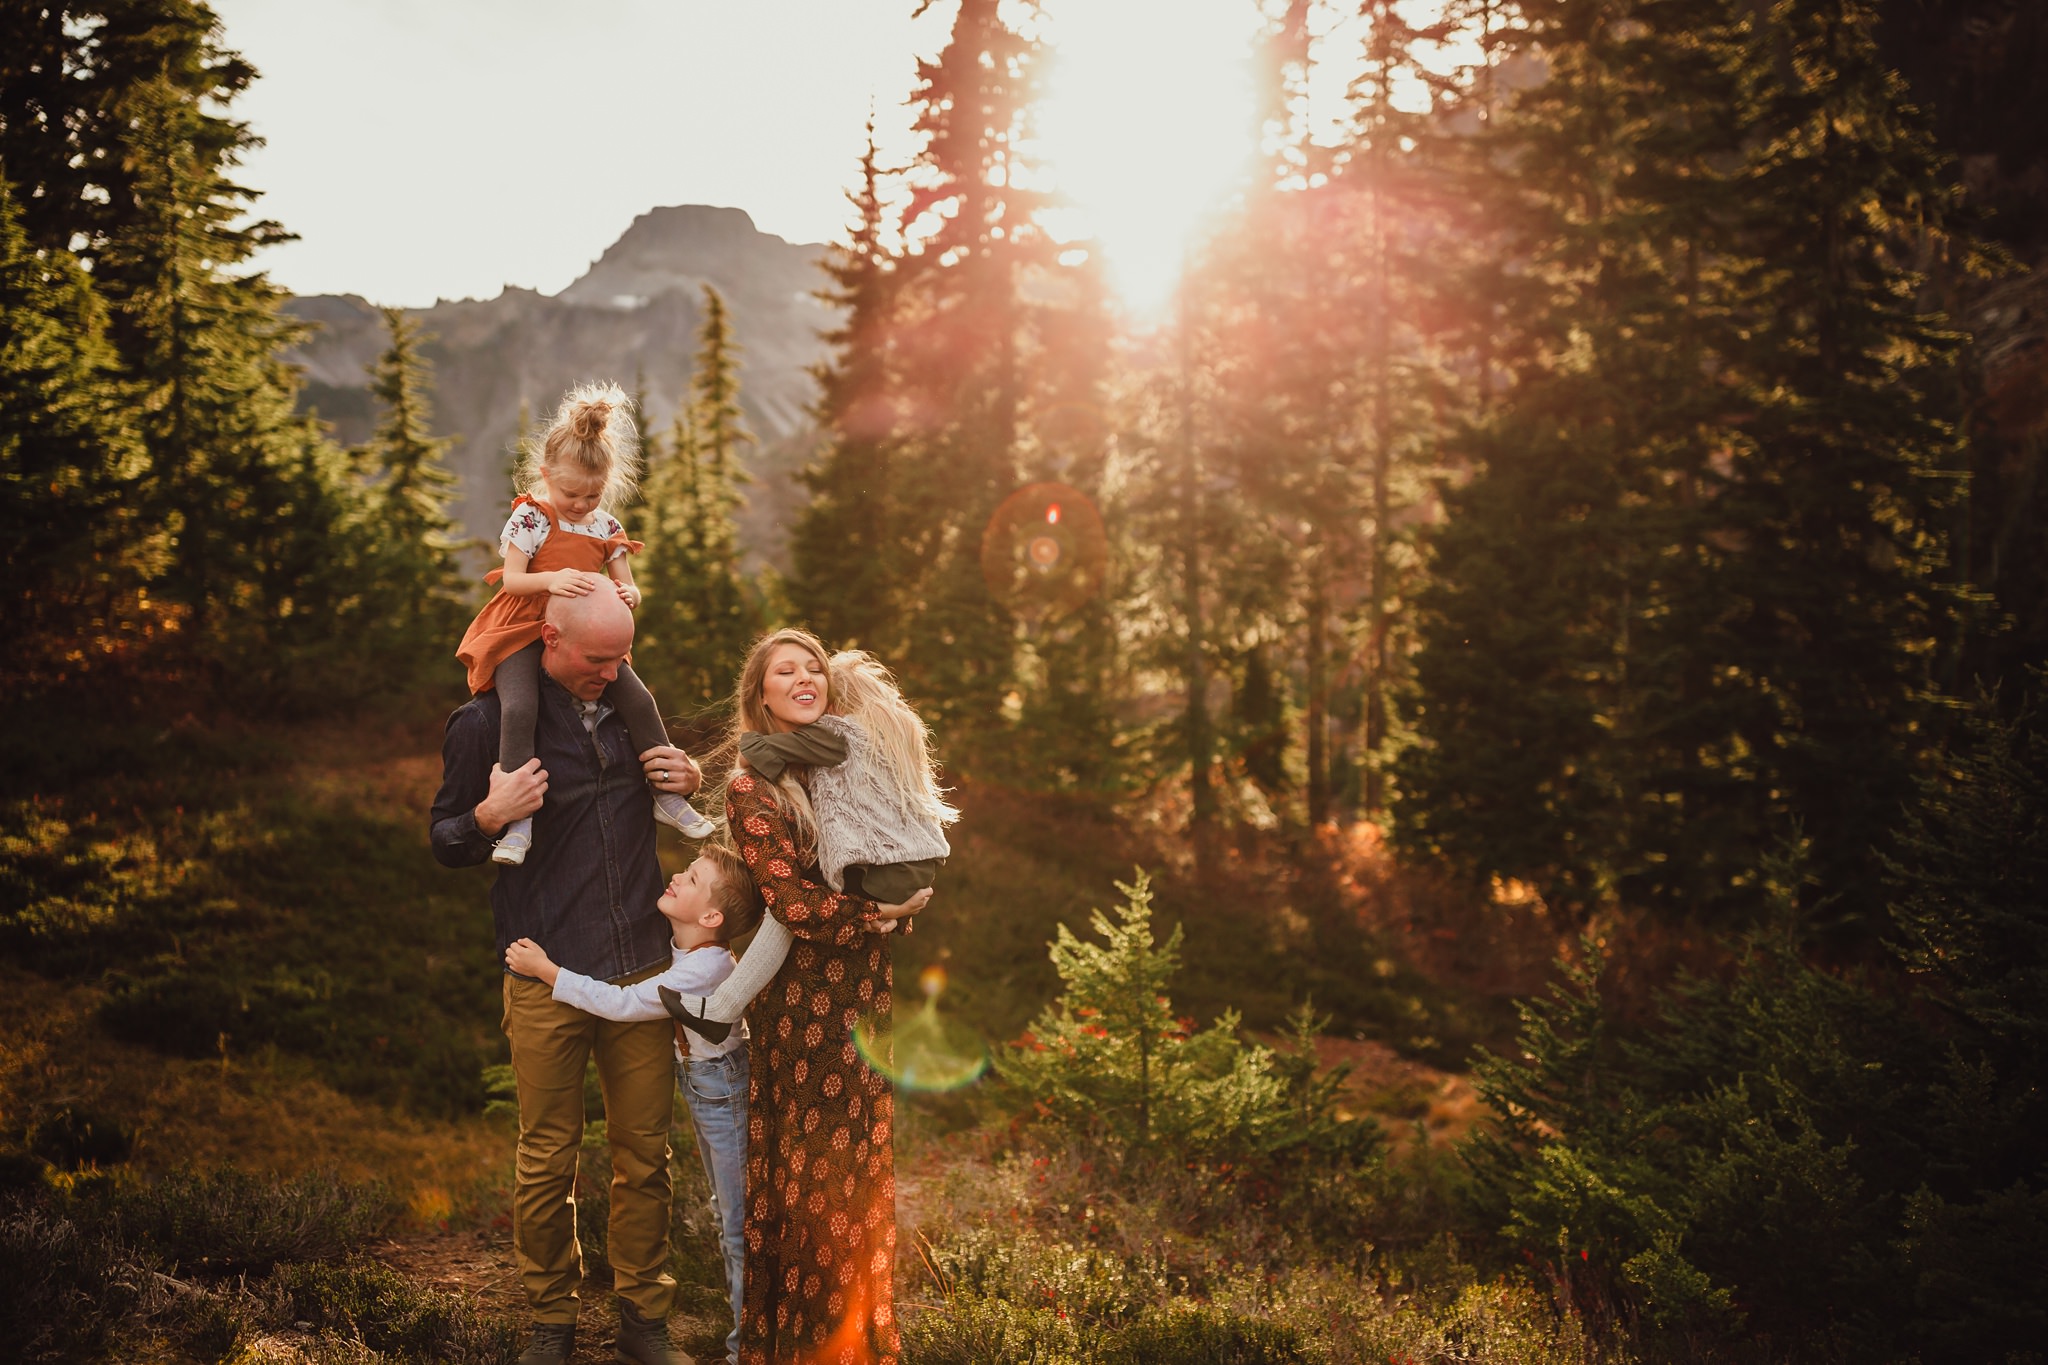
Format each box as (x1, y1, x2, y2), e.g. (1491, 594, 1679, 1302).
(519, 382, 642, 509)
(569, 399, 613, 442)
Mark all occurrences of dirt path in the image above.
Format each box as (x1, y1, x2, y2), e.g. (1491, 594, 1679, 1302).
(373, 1222, 734, 1363)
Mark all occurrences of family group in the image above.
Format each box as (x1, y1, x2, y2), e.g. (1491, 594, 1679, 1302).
(430, 384, 955, 1365)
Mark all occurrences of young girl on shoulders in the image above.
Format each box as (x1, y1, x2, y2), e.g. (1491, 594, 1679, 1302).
(664, 644, 957, 1041)
(454, 382, 714, 865)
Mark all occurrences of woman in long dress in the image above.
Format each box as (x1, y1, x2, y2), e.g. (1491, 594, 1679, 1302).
(715, 628, 929, 1365)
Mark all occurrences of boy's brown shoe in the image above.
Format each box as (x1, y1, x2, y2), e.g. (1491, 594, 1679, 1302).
(615, 1299, 693, 1365)
(516, 1321, 576, 1365)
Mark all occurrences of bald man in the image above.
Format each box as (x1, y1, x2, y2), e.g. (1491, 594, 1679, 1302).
(431, 590, 699, 1365)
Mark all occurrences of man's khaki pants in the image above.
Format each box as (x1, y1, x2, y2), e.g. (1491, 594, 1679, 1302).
(503, 971, 678, 1324)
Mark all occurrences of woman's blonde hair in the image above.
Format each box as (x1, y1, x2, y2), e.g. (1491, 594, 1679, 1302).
(828, 650, 959, 829)
(706, 627, 835, 851)
(519, 381, 642, 511)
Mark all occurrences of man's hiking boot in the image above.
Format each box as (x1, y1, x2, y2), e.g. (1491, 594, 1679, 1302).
(615, 1299, 693, 1365)
(516, 1321, 576, 1365)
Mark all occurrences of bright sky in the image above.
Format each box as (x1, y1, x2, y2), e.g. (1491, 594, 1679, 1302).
(213, 0, 1384, 311)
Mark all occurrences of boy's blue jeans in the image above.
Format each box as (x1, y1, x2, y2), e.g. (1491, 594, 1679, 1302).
(679, 1046, 748, 1365)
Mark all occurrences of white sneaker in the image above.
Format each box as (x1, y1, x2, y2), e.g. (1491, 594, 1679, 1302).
(492, 818, 534, 865)
(654, 791, 717, 839)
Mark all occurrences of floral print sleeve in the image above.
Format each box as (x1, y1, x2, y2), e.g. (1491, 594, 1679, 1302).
(499, 502, 550, 557)
(598, 512, 632, 562)
(726, 773, 880, 944)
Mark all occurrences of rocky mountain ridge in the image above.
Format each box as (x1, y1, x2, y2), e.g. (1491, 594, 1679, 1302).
(285, 204, 835, 569)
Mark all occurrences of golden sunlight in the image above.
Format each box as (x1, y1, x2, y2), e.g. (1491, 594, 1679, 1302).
(1034, 0, 1268, 319)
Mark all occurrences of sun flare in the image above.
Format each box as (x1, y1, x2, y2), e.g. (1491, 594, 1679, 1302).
(1034, 0, 1267, 320)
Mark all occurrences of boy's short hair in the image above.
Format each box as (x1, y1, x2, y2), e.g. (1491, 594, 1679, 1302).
(699, 843, 765, 944)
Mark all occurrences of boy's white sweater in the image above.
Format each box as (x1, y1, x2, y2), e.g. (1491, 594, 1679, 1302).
(551, 942, 746, 1061)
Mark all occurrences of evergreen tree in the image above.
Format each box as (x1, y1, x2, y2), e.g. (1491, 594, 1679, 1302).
(1345, 0, 1459, 818)
(1710, 0, 1971, 922)
(636, 286, 756, 713)
(1396, 0, 1967, 925)
(998, 870, 1304, 1161)
(107, 72, 323, 673)
(0, 1, 270, 275)
(792, 121, 905, 650)
(1888, 685, 2048, 1079)
(882, 0, 1090, 749)
(3, 4, 379, 706)
(357, 307, 466, 654)
(0, 176, 148, 686)
(1467, 736, 2048, 1361)
(794, 8, 1114, 784)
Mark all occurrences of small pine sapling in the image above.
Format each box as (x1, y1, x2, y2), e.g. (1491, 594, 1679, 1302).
(1000, 870, 1336, 1164)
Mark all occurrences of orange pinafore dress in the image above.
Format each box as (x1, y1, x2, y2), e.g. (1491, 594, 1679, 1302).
(455, 495, 643, 694)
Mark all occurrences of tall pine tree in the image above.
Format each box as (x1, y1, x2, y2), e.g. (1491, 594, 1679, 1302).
(0, 176, 148, 688)
(2, 2, 379, 706)
(356, 307, 466, 660)
(1397, 0, 1969, 926)
(793, 4, 1113, 785)
(792, 121, 906, 651)
(637, 286, 757, 714)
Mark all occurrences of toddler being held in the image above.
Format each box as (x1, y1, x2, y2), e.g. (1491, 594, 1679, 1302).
(664, 649, 957, 1044)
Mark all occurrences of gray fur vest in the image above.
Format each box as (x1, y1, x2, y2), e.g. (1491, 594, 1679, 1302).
(809, 713, 953, 891)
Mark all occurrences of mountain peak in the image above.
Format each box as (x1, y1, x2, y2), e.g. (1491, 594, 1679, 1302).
(556, 203, 822, 309)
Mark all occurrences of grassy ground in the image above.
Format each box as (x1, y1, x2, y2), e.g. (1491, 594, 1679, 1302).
(0, 703, 1552, 1362)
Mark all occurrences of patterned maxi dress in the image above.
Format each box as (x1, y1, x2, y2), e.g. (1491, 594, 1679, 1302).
(728, 772, 900, 1365)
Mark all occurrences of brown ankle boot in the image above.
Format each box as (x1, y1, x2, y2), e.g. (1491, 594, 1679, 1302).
(614, 1299, 693, 1365)
(516, 1321, 576, 1365)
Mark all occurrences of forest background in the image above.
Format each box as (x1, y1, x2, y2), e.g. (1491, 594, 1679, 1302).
(3, 1, 2047, 1363)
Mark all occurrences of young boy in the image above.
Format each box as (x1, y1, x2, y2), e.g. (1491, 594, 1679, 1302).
(506, 845, 763, 1365)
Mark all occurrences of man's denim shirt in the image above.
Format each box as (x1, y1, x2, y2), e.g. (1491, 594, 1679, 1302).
(430, 673, 670, 984)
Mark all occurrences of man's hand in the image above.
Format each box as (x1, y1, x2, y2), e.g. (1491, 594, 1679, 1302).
(506, 937, 560, 985)
(476, 757, 547, 837)
(547, 569, 604, 598)
(640, 745, 702, 797)
(865, 887, 932, 934)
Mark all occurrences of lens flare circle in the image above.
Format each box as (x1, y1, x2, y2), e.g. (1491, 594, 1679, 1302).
(980, 481, 1108, 628)
(853, 1001, 989, 1093)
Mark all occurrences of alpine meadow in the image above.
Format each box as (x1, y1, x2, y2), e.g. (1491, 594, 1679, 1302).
(3, 2, 2046, 1363)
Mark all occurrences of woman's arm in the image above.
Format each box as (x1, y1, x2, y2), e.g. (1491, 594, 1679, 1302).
(696, 916, 792, 1023)
(728, 776, 885, 943)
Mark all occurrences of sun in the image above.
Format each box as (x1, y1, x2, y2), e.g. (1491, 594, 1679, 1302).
(1032, 0, 1269, 320)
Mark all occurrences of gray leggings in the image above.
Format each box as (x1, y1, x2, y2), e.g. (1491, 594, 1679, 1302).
(494, 641, 673, 772)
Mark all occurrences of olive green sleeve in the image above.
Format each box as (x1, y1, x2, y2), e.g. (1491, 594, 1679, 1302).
(738, 725, 851, 780)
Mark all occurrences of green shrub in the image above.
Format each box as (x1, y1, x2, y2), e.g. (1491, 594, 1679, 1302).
(269, 1256, 516, 1363)
(0, 1197, 163, 1363)
(28, 1104, 133, 1170)
(900, 1289, 1084, 1365)
(1293, 1274, 1597, 1365)
(998, 871, 1375, 1167)
(1466, 914, 2048, 1359)
(930, 1223, 1157, 1327)
(101, 1166, 392, 1275)
(1101, 1302, 1306, 1365)
(0, 801, 208, 973)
